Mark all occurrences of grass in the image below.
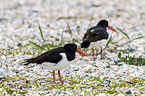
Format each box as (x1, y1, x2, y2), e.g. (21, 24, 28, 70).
(117, 52, 145, 66)
(1, 74, 144, 95)
(28, 23, 50, 50)
(0, 20, 145, 95)
(116, 36, 145, 47)
(117, 27, 130, 39)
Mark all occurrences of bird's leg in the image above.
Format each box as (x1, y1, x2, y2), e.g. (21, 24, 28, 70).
(52, 71, 56, 84)
(58, 70, 64, 84)
(92, 48, 95, 56)
(100, 47, 103, 59)
(92, 48, 96, 60)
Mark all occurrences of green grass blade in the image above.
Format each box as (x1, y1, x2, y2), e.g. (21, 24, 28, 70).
(117, 36, 145, 47)
(106, 36, 112, 47)
(106, 33, 113, 48)
(132, 36, 145, 40)
(29, 41, 44, 49)
(61, 31, 64, 45)
(117, 27, 130, 39)
(118, 52, 121, 58)
(101, 32, 116, 54)
(66, 22, 72, 36)
(38, 23, 49, 50)
(87, 16, 94, 29)
(38, 24, 45, 42)
(99, 33, 114, 54)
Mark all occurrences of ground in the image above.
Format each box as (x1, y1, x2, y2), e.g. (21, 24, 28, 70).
(0, 0, 145, 95)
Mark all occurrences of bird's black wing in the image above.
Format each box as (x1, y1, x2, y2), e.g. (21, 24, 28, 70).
(81, 26, 108, 48)
(35, 54, 62, 64)
(92, 27, 108, 41)
(24, 47, 65, 65)
(82, 26, 96, 40)
(85, 27, 108, 42)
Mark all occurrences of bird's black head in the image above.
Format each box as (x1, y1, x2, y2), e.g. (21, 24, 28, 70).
(64, 43, 77, 53)
(64, 43, 77, 61)
(81, 40, 90, 48)
(97, 19, 108, 28)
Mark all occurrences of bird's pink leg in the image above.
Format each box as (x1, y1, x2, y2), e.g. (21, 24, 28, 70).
(92, 48, 96, 60)
(92, 48, 95, 57)
(52, 71, 56, 84)
(100, 47, 103, 59)
(58, 70, 64, 84)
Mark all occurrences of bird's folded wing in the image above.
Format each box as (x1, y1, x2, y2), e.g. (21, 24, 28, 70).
(36, 54, 62, 64)
(25, 54, 62, 64)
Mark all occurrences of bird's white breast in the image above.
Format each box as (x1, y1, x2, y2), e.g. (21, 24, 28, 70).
(90, 39, 108, 48)
(38, 53, 71, 71)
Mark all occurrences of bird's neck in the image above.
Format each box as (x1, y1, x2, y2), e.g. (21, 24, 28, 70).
(66, 52, 75, 61)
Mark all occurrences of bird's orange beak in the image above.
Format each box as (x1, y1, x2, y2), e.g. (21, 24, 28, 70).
(76, 49, 89, 57)
(108, 25, 119, 34)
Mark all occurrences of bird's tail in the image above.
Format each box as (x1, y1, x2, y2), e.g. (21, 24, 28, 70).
(81, 41, 91, 48)
(23, 58, 36, 65)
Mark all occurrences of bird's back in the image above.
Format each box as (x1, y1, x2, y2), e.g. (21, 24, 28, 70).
(83, 26, 108, 41)
(81, 25, 108, 48)
(24, 47, 65, 65)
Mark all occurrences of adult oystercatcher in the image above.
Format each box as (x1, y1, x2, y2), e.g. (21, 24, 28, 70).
(81, 19, 118, 59)
(23, 43, 89, 84)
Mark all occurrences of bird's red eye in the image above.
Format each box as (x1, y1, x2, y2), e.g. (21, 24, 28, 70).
(73, 46, 76, 48)
(106, 22, 108, 24)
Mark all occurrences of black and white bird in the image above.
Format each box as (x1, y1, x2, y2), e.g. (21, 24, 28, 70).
(24, 43, 89, 84)
(81, 19, 118, 59)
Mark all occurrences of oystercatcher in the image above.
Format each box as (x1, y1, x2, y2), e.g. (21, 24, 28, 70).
(81, 19, 118, 59)
(23, 43, 89, 84)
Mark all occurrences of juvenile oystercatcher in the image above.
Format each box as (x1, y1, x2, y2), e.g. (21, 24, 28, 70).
(81, 19, 118, 59)
(23, 43, 89, 84)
